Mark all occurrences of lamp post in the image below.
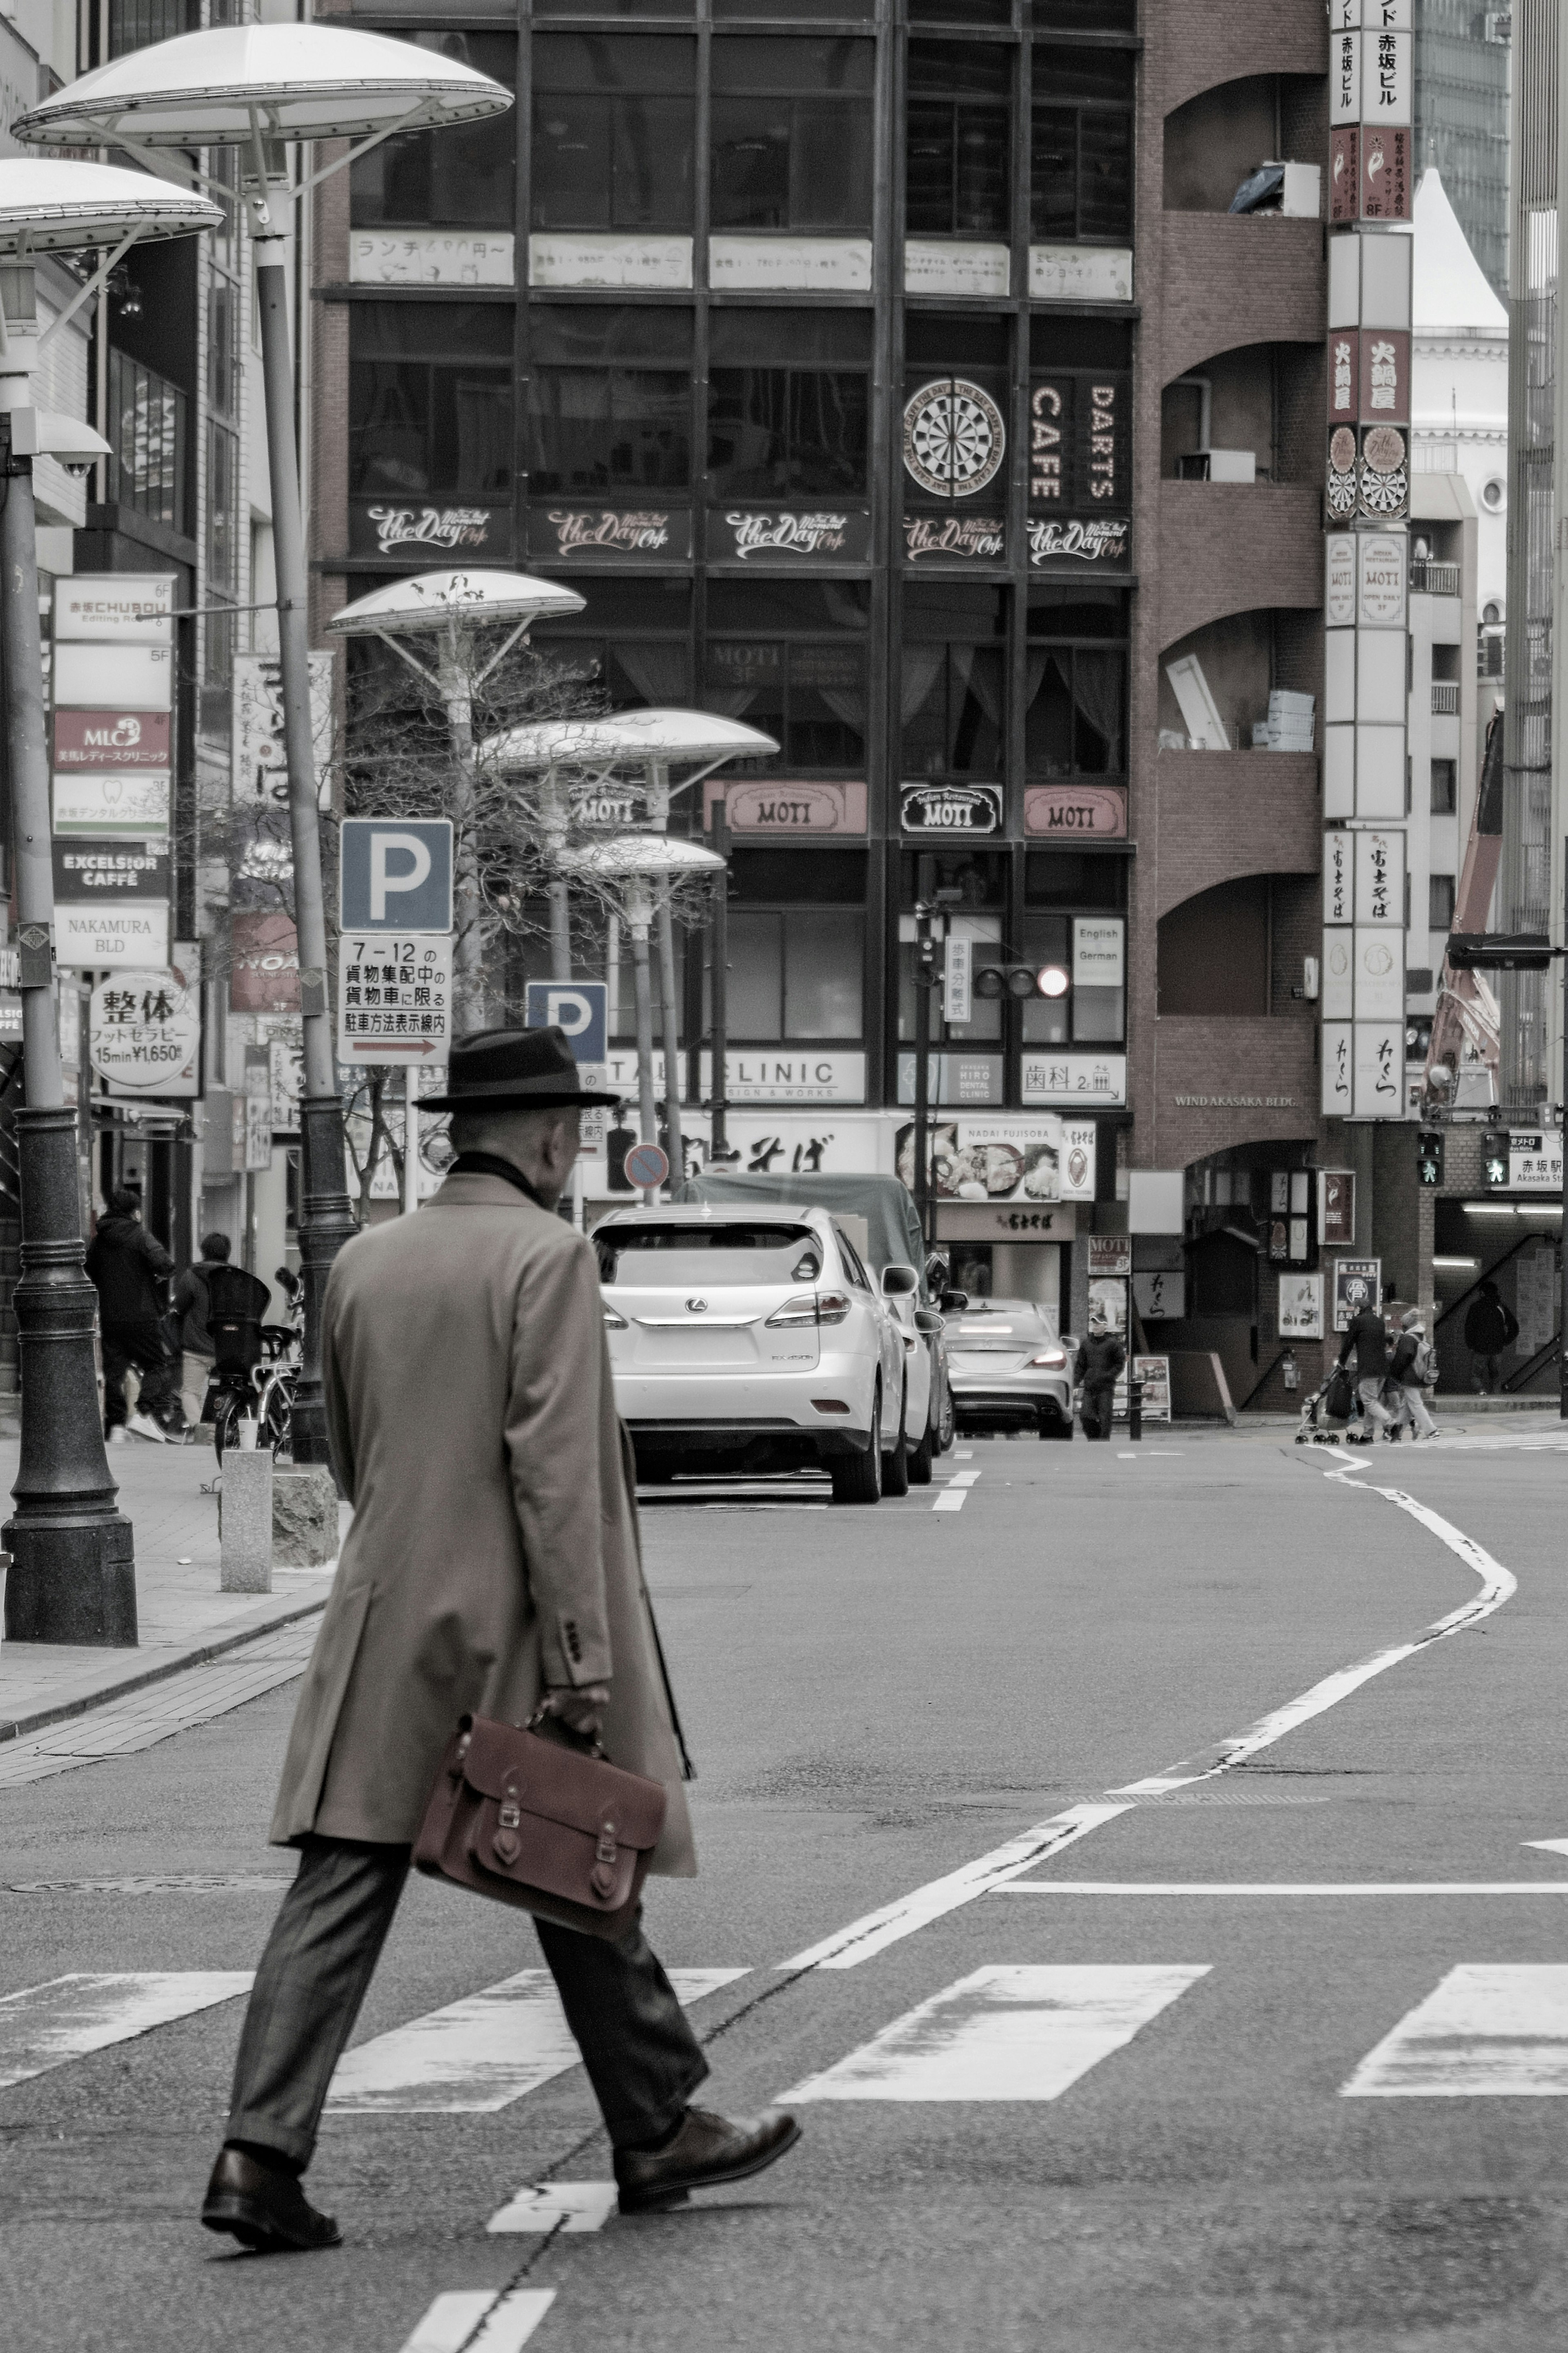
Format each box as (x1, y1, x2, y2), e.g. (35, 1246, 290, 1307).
(326, 569, 586, 1037)
(483, 710, 774, 1186)
(18, 25, 512, 1465)
(0, 160, 219, 1643)
(557, 834, 727, 1201)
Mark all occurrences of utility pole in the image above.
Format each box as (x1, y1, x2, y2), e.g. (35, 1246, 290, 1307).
(1561, 843, 1568, 1419)
(708, 801, 731, 1165)
(913, 854, 938, 1246)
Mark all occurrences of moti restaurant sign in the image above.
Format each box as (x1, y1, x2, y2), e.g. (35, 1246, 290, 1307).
(530, 508, 693, 563)
(53, 708, 170, 768)
(703, 778, 867, 835)
(708, 509, 871, 563)
(352, 502, 511, 560)
(900, 782, 1002, 835)
(1023, 783, 1127, 839)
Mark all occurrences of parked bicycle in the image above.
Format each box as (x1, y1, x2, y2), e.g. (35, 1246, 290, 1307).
(209, 1265, 303, 1465)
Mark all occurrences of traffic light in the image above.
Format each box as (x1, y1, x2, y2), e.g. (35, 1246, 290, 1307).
(973, 963, 1070, 1001)
(1482, 1130, 1510, 1189)
(1416, 1129, 1444, 1187)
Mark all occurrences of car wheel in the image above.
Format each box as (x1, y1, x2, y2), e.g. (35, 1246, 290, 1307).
(937, 1376, 956, 1454)
(882, 1381, 911, 1497)
(830, 1382, 883, 1505)
(909, 1415, 935, 1484)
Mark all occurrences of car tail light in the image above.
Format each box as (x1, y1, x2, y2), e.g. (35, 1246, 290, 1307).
(603, 1303, 628, 1330)
(1028, 1347, 1067, 1367)
(766, 1290, 851, 1327)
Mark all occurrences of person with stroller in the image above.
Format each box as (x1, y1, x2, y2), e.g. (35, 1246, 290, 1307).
(172, 1234, 271, 1428)
(1385, 1307, 1439, 1442)
(1334, 1288, 1393, 1445)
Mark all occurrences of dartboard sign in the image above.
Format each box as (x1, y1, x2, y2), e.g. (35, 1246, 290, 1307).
(903, 378, 1007, 500)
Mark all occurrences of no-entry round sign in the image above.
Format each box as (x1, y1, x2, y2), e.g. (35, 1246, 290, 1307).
(624, 1140, 669, 1190)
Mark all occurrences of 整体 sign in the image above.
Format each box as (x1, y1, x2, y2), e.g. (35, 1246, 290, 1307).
(89, 952, 201, 1098)
(524, 980, 607, 1064)
(339, 819, 454, 934)
(338, 933, 452, 1064)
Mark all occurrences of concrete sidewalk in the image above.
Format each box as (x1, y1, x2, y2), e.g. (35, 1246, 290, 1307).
(0, 1437, 339, 1743)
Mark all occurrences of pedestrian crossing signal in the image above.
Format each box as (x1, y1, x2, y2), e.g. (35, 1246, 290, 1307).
(1416, 1129, 1444, 1187)
(1483, 1130, 1510, 1189)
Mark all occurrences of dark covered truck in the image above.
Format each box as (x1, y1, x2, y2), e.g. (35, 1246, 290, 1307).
(678, 1170, 955, 1463)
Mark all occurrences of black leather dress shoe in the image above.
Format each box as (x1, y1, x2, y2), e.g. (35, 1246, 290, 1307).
(200, 2147, 342, 2253)
(614, 2107, 801, 2214)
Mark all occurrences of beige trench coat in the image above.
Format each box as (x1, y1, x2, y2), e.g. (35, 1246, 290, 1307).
(269, 1170, 695, 1875)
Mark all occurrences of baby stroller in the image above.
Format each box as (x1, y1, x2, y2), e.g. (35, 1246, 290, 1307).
(1294, 1358, 1364, 1446)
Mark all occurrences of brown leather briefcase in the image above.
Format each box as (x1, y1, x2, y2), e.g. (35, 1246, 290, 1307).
(413, 1708, 667, 1941)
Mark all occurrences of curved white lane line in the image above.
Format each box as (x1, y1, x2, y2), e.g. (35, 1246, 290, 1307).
(777, 1479, 1519, 1971)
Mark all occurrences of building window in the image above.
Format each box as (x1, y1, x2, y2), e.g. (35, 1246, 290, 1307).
(902, 586, 1006, 778)
(207, 418, 238, 596)
(551, 639, 692, 710)
(1031, 46, 1135, 246)
(896, 851, 1007, 1044)
(1431, 758, 1458, 814)
(906, 41, 1011, 240)
(710, 37, 874, 232)
(1031, 0, 1136, 25)
(719, 850, 866, 1042)
(1430, 873, 1457, 929)
(352, 32, 517, 228)
(704, 641, 866, 768)
(531, 34, 696, 232)
(350, 304, 514, 500)
(107, 349, 187, 534)
(108, 0, 194, 58)
(1025, 589, 1129, 777)
(526, 307, 692, 495)
(707, 309, 871, 504)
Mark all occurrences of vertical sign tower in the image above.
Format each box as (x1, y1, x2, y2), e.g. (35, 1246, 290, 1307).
(1323, 1, 1414, 1122)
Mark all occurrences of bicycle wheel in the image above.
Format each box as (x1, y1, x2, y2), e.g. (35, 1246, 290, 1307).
(263, 1373, 294, 1463)
(212, 1392, 243, 1466)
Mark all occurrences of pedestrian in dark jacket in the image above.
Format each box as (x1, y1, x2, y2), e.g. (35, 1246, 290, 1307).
(1463, 1280, 1518, 1394)
(1336, 1302, 1392, 1443)
(1387, 1309, 1438, 1442)
(85, 1187, 180, 1441)
(1076, 1324, 1126, 1441)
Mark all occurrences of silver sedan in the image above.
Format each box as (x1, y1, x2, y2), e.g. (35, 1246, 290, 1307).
(944, 1298, 1074, 1441)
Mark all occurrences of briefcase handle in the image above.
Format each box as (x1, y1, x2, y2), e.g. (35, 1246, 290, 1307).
(524, 1697, 607, 1763)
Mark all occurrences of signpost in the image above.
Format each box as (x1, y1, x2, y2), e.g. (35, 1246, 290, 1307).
(339, 818, 455, 1211)
(526, 980, 611, 1226)
(625, 1139, 668, 1200)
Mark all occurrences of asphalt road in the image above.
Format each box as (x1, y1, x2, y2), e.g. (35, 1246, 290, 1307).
(5, 1420, 1568, 2353)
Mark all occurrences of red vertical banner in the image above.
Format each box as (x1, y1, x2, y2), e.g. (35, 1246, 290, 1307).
(1328, 330, 1359, 425)
(1361, 124, 1411, 221)
(1329, 127, 1360, 224)
(1357, 328, 1410, 425)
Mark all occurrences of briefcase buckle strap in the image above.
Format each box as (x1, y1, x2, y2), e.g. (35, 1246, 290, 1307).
(595, 1821, 617, 1864)
(499, 1796, 521, 1830)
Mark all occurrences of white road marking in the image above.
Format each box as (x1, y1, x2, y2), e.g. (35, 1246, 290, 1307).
(327, 1968, 746, 2112)
(997, 1882, 1568, 1897)
(488, 2181, 617, 2235)
(946, 1471, 980, 1487)
(955, 1449, 973, 1459)
(1116, 1452, 1137, 1459)
(781, 1965, 1208, 2103)
(0, 1971, 252, 2090)
(1343, 1966, 1568, 2096)
(1526, 1840, 1568, 1858)
(397, 2289, 555, 2353)
(779, 1481, 1519, 1970)
(932, 1489, 967, 1512)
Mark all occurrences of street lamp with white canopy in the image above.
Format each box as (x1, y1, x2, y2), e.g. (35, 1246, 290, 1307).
(18, 28, 513, 1463)
(557, 835, 726, 1197)
(482, 709, 776, 1181)
(327, 571, 585, 1045)
(0, 160, 221, 1647)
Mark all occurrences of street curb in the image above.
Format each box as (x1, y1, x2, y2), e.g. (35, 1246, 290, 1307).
(0, 1595, 327, 1747)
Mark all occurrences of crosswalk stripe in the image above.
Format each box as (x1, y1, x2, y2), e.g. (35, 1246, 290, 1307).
(396, 2288, 555, 2353)
(1343, 1965, 1568, 2096)
(328, 1967, 747, 2113)
(780, 1963, 1209, 2103)
(0, 1971, 253, 2091)
(487, 2181, 617, 2235)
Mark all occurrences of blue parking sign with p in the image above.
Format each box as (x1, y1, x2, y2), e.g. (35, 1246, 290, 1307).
(339, 818, 453, 933)
(526, 981, 607, 1063)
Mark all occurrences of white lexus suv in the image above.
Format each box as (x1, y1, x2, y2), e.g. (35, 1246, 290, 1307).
(592, 1202, 922, 1502)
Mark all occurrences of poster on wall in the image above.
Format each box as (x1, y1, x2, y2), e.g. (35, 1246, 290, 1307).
(1087, 1275, 1128, 1336)
(1332, 1256, 1381, 1332)
(895, 1115, 1096, 1205)
(1279, 1271, 1324, 1341)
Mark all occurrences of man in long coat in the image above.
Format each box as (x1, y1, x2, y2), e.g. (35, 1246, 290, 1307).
(202, 1027, 799, 2251)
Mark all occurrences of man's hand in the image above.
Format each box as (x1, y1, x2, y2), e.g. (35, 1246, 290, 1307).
(545, 1683, 610, 1741)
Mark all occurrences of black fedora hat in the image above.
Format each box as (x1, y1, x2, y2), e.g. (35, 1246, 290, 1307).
(419, 1025, 621, 1113)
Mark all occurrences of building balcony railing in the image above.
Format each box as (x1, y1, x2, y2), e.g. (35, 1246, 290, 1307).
(1152, 748, 1320, 921)
(1158, 214, 1325, 388)
(1411, 561, 1461, 596)
(1158, 480, 1323, 650)
(1432, 682, 1461, 716)
(107, 347, 187, 538)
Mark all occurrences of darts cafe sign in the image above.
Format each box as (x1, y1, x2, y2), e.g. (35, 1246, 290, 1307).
(1027, 370, 1131, 571)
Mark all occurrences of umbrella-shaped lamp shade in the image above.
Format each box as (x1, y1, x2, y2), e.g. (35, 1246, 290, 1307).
(327, 569, 585, 639)
(0, 157, 220, 252)
(558, 835, 728, 881)
(482, 709, 778, 772)
(13, 23, 512, 148)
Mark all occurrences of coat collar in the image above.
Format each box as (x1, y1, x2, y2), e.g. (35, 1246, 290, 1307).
(428, 1169, 554, 1214)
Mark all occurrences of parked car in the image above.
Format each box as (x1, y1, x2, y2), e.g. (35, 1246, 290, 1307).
(592, 1203, 915, 1502)
(945, 1297, 1074, 1439)
(678, 1171, 952, 1469)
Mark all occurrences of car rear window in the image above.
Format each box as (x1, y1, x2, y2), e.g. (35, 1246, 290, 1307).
(954, 1310, 1047, 1340)
(596, 1223, 820, 1284)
